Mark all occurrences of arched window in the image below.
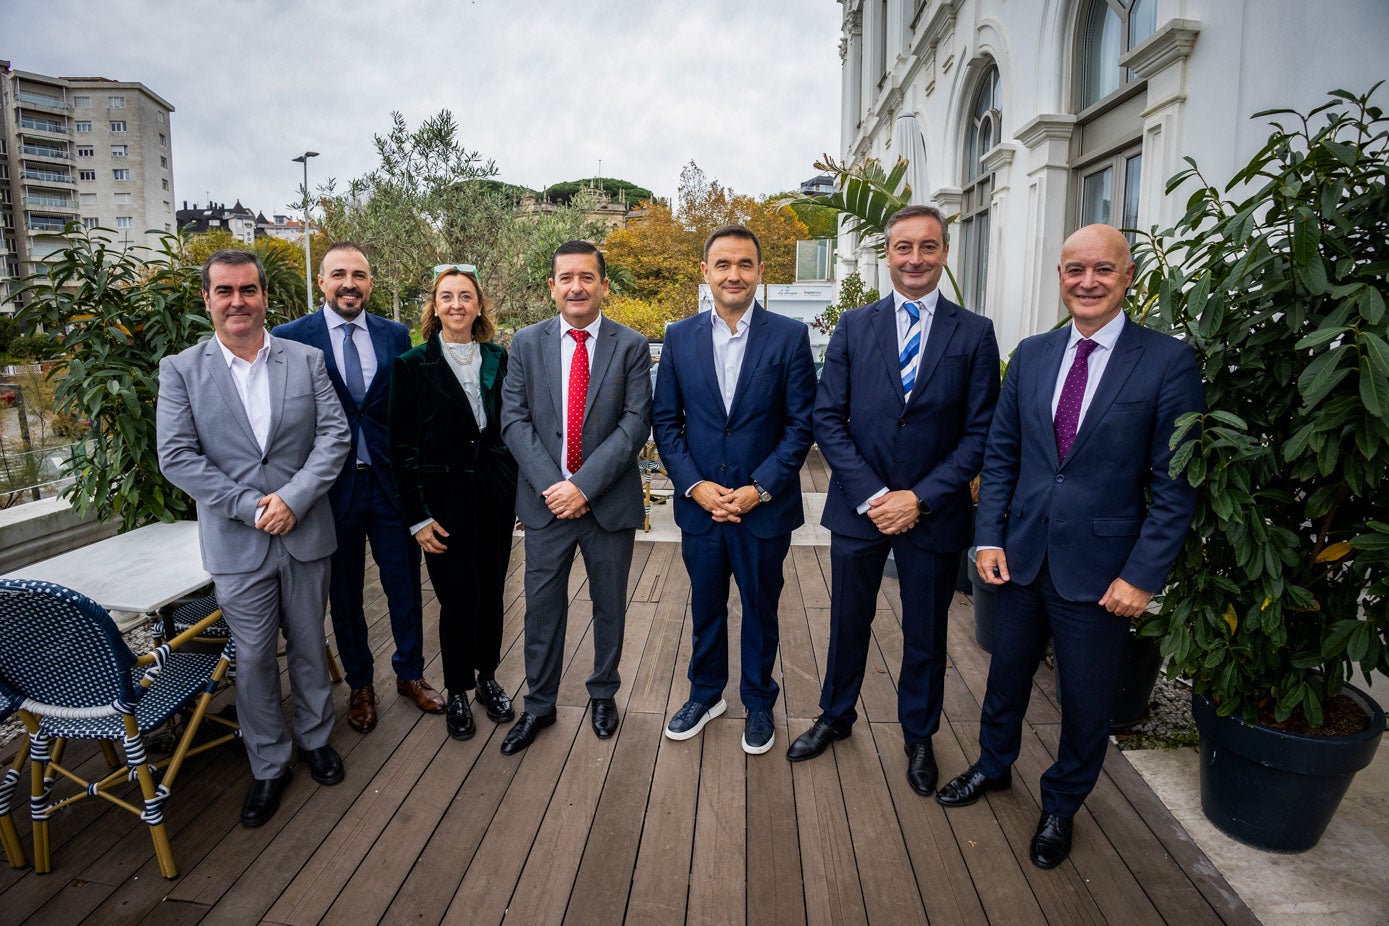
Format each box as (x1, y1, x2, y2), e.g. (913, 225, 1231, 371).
(960, 65, 1000, 310)
(1080, 0, 1156, 110)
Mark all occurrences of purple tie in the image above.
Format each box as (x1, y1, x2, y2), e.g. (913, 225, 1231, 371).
(1054, 338, 1098, 463)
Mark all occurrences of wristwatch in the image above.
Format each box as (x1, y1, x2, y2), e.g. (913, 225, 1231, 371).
(753, 481, 772, 504)
(915, 495, 932, 517)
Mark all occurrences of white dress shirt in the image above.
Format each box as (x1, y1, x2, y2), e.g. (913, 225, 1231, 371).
(439, 334, 486, 428)
(1050, 311, 1125, 427)
(213, 329, 272, 523)
(856, 289, 941, 512)
(560, 314, 602, 480)
(712, 303, 753, 414)
(323, 306, 377, 388)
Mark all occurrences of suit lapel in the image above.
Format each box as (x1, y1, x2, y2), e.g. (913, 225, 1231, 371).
(692, 311, 724, 419)
(584, 318, 618, 416)
(263, 337, 290, 450)
(727, 304, 771, 421)
(1065, 318, 1143, 466)
(905, 298, 958, 410)
(365, 314, 393, 401)
(420, 336, 477, 421)
(309, 310, 357, 413)
(541, 317, 564, 425)
(201, 340, 259, 448)
(872, 297, 906, 409)
(1033, 327, 1070, 453)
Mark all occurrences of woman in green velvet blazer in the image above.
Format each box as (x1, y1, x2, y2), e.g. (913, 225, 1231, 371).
(388, 266, 518, 741)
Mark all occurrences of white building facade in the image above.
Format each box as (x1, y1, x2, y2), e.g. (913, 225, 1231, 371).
(837, 0, 1388, 351)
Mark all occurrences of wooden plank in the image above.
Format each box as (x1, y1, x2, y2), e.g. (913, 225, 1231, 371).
(625, 544, 689, 716)
(787, 717, 868, 926)
(440, 706, 584, 925)
(625, 730, 700, 924)
(563, 712, 662, 926)
(746, 717, 806, 926)
(856, 608, 902, 725)
(687, 719, 745, 926)
(776, 556, 822, 722)
(868, 722, 988, 926)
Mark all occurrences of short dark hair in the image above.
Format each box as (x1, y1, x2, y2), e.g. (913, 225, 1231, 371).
(551, 240, 606, 279)
(703, 225, 761, 262)
(201, 249, 266, 292)
(884, 204, 950, 247)
(319, 240, 370, 274)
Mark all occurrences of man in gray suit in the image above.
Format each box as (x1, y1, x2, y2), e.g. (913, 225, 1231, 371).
(158, 250, 351, 827)
(499, 240, 653, 754)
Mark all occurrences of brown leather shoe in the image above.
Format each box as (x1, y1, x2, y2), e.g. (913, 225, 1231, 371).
(347, 685, 378, 733)
(397, 676, 446, 714)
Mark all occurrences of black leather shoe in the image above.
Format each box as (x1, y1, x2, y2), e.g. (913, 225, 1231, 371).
(241, 770, 291, 827)
(500, 711, 556, 755)
(476, 678, 515, 723)
(1030, 812, 1074, 869)
(591, 698, 619, 739)
(904, 741, 938, 796)
(447, 691, 476, 740)
(936, 764, 1012, 807)
(302, 745, 344, 786)
(786, 715, 851, 762)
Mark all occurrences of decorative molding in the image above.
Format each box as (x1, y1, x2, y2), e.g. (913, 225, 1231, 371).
(980, 142, 1016, 175)
(1015, 114, 1076, 149)
(1122, 19, 1201, 78)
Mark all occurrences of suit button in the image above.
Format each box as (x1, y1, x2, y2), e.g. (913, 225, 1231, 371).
(724, 428, 732, 437)
(898, 419, 906, 428)
(261, 458, 268, 466)
(719, 464, 727, 472)
(1042, 516, 1049, 524)
(1055, 474, 1065, 483)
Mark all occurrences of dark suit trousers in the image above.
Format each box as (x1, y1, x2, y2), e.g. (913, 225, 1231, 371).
(682, 524, 790, 711)
(422, 493, 513, 694)
(521, 513, 635, 715)
(821, 533, 956, 743)
(976, 560, 1130, 816)
(328, 467, 424, 690)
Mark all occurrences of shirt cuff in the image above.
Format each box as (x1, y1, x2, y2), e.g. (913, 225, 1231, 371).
(976, 545, 1003, 552)
(855, 486, 889, 515)
(410, 518, 435, 535)
(684, 480, 703, 498)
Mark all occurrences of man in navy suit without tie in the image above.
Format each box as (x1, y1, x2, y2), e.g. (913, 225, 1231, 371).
(789, 205, 1000, 798)
(937, 224, 1204, 870)
(275, 242, 454, 735)
(654, 225, 816, 754)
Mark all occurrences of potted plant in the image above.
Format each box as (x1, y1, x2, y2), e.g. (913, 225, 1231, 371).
(1136, 86, 1388, 852)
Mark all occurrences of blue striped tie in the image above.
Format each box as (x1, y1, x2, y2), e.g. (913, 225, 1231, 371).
(900, 300, 922, 398)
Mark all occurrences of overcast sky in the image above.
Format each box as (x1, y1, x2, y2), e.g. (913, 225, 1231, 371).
(4, 0, 842, 217)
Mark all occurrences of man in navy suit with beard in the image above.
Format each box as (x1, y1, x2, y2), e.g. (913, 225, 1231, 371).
(789, 205, 1000, 799)
(275, 242, 450, 735)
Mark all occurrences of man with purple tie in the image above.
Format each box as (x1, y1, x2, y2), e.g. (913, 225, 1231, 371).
(937, 224, 1205, 870)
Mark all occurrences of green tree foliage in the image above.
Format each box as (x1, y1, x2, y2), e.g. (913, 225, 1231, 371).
(1139, 86, 1389, 727)
(178, 230, 325, 323)
(0, 315, 19, 354)
(543, 178, 652, 207)
(603, 162, 810, 324)
(16, 228, 210, 529)
(811, 270, 879, 336)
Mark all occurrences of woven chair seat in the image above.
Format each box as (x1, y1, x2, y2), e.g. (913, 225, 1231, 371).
(170, 596, 230, 638)
(34, 651, 225, 740)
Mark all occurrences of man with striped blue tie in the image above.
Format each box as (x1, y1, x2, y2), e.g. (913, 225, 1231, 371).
(788, 205, 1000, 799)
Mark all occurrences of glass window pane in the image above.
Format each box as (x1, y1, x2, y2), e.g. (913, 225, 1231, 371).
(1083, 0, 1122, 107)
(1081, 166, 1113, 226)
(1128, 0, 1157, 49)
(1122, 153, 1143, 231)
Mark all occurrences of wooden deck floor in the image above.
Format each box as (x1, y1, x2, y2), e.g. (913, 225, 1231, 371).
(0, 451, 1257, 925)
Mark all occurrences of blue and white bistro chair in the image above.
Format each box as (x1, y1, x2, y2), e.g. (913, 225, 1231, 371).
(159, 593, 343, 685)
(0, 684, 24, 868)
(0, 579, 239, 879)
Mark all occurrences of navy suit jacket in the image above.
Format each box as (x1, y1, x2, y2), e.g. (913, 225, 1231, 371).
(653, 305, 816, 539)
(975, 317, 1205, 601)
(816, 294, 1000, 551)
(273, 309, 413, 517)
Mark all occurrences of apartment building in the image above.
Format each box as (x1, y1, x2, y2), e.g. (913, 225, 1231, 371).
(0, 61, 174, 314)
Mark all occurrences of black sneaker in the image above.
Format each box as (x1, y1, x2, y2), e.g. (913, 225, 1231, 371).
(664, 698, 726, 741)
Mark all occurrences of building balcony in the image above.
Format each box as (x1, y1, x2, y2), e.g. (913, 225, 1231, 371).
(26, 216, 72, 234)
(15, 91, 73, 113)
(20, 144, 71, 162)
(16, 118, 69, 138)
(19, 169, 75, 187)
(23, 193, 76, 210)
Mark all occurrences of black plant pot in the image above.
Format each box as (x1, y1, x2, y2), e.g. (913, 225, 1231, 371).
(964, 546, 996, 652)
(1191, 685, 1385, 852)
(1109, 630, 1164, 728)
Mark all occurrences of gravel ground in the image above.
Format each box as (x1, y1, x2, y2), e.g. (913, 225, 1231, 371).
(1112, 672, 1200, 750)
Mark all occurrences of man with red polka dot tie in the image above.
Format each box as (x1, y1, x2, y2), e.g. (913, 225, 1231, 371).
(499, 240, 653, 754)
(940, 225, 1205, 871)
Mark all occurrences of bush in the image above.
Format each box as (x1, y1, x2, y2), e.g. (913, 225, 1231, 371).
(8, 333, 61, 360)
(0, 316, 19, 354)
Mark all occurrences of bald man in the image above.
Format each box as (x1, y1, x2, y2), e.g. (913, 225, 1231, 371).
(936, 225, 1204, 870)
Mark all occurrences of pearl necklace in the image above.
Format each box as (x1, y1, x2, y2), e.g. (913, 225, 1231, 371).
(443, 339, 477, 366)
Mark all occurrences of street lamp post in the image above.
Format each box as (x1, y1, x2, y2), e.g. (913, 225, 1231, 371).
(291, 151, 319, 314)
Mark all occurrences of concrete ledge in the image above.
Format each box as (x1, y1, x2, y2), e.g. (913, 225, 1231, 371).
(0, 496, 119, 573)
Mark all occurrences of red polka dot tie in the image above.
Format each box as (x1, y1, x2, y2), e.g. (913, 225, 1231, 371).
(1054, 338, 1098, 464)
(566, 329, 590, 474)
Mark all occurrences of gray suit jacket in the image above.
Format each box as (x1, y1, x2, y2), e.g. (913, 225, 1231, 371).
(157, 334, 351, 574)
(501, 315, 652, 531)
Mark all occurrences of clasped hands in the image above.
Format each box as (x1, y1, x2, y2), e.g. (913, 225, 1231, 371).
(867, 489, 920, 536)
(543, 479, 590, 519)
(254, 493, 297, 536)
(691, 481, 762, 523)
(973, 548, 1153, 618)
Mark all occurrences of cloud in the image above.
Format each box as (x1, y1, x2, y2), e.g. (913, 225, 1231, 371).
(4, 0, 840, 214)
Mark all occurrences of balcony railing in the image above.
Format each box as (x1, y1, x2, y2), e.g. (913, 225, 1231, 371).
(27, 217, 70, 232)
(20, 168, 75, 186)
(17, 116, 68, 135)
(21, 144, 71, 160)
(24, 193, 75, 209)
(15, 91, 72, 112)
